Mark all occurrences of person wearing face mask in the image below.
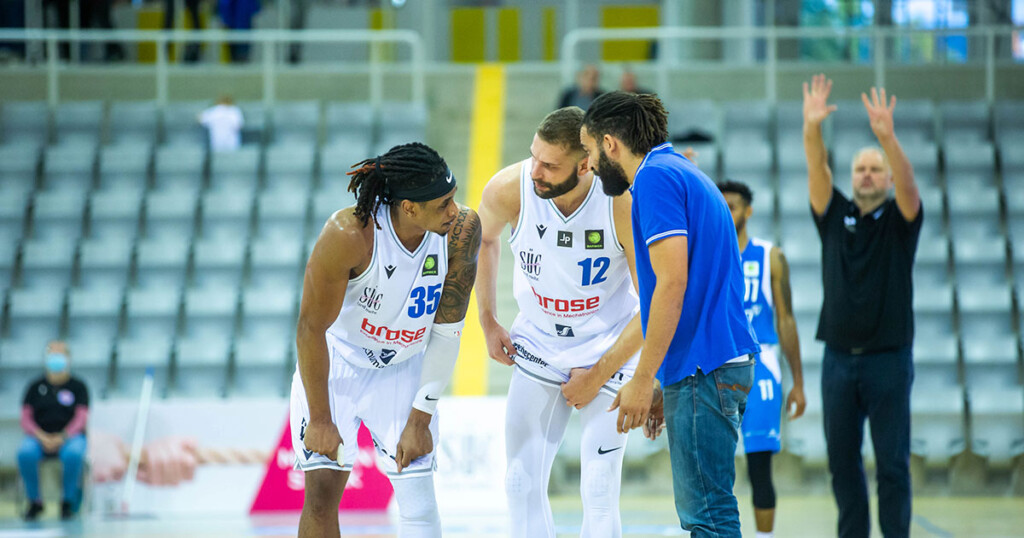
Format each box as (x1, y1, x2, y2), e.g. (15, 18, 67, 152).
(17, 341, 90, 521)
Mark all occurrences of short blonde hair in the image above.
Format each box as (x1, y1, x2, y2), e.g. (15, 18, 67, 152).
(850, 146, 891, 174)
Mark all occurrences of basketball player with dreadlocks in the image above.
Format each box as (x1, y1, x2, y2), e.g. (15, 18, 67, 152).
(289, 142, 481, 538)
(477, 106, 652, 538)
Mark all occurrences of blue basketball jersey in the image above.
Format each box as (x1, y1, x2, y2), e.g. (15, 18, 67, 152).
(741, 237, 778, 345)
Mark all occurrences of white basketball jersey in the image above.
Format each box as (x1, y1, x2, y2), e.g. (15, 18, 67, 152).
(508, 159, 640, 370)
(325, 206, 449, 369)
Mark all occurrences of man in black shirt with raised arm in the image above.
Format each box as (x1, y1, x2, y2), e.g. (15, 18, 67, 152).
(802, 74, 922, 538)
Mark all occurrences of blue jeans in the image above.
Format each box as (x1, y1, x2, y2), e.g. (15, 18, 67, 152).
(823, 346, 913, 538)
(663, 359, 754, 538)
(17, 434, 87, 504)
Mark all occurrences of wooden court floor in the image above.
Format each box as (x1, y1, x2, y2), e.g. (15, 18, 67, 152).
(1, 494, 1023, 537)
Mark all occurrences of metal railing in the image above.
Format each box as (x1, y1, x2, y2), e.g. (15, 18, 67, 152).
(0, 29, 426, 109)
(562, 25, 1023, 103)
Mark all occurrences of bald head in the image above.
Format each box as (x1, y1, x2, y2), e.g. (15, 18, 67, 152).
(850, 146, 893, 206)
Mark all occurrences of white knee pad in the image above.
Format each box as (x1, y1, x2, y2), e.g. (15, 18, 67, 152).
(505, 458, 533, 500)
(390, 474, 441, 538)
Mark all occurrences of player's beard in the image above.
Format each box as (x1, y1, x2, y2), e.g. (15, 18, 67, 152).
(533, 169, 579, 199)
(597, 148, 631, 197)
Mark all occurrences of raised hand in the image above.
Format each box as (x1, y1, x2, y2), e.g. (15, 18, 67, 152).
(862, 86, 896, 141)
(803, 73, 838, 126)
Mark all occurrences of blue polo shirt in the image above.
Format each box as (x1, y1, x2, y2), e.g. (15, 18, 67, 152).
(630, 143, 760, 386)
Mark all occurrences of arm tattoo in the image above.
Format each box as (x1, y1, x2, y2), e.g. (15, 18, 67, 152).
(437, 206, 482, 323)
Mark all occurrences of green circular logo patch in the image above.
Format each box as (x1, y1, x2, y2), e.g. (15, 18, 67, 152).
(588, 232, 601, 244)
(424, 257, 436, 270)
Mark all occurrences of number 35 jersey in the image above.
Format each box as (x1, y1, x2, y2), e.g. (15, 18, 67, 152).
(508, 160, 640, 370)
(325, 206, 449, 370)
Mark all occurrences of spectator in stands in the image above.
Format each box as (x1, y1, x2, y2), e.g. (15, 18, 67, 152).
(558, 65, 604, 110)
(218, 0, 261, 63)
(163, 0, 203, 63)
(81, 0, 124, 61)
(619, 66, 653, 95)
(17, 341, 89, 521)
(198, 95, 244, 152)
(802, 74, 921, 538)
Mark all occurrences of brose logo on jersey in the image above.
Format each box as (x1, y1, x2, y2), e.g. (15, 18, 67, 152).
(360, 318, 427, 345)
(529, 286, 600, 314)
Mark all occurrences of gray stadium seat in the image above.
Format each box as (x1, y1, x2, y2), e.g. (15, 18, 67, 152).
(910, 386, 965, 465)
(113, 336, 172, 397)
(124, 287, 181, 340)
(272, 101, 321, 146)
(265, 144, 315, 190)
(87, 190, 141, 242)
(19, 238, 76, 290)
(994, 101, 1024, 139)
(162, 101, 209, 147)
(199, 190, 253, 241)
(107, 101, 158, 146)
(173, 334, 230, 397)
(237, 101, 267, 146)
(65, 337, 113, 398)
(723, 100, 770, 141)
(249, 237, 304, 290)
(665, 99, 720, 142)
(98, 143, 150, 192)
(0, 189, 30, 246)
(325, 101, 375, 147)
(232, 337, 291, 397)
(722, 137, 772, 183)
(135, 237, 190, 290)
(940, 101, 988, 143)
(0, 142, 40, 193)
(913, 282, 955, 340)
(321, 140, 373, 182)
(962, 334, 1019, 390)
(776, 139, 805, 175)
(255, 188, 308, 241)
(30, 190, 87, 242)
(311, 184, 358, 234)
(0, 242, 16, 292)
(377, 101, 429, 151)
(902, 140, 939, 178)
(181, 285, 238, 340)
(948, 188, 1001, 241)
(953, 237, 1007, 287)
(912, 335, 959, 390)
(54, 101, 104, 146)
(209, 146, 261, 190)
(42, 144, 96, 193)
(142, 189, 198, 241)
(945, 140, 996, 184)
(968, 386, 1024, 466)
(958, 282, 1014, 338)
(154, 145, 206, 190)
(774, 100, 805, 141)
(891, 99, 935, 142)
(0, 101, 50, 146)
(191, 238, 246, 289)
(77, 238, 133, 291)
(66, 287, 123, 343)
(239, 285, 297, 342)
(5, 288, 64, 345)
(999, 131, 1024, 175)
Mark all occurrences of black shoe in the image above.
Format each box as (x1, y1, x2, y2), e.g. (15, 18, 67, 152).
(61, 500, 74, 520)
(23, 501, 43, 521)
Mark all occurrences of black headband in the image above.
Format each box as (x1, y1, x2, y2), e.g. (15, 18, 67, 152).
(386, 167, 458, 202)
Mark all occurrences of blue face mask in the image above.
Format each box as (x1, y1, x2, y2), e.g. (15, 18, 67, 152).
(45, 353, 69, 374)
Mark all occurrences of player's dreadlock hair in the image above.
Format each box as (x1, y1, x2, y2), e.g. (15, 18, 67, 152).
(346, 142, 449, 229)
(582, 91, 669, 156)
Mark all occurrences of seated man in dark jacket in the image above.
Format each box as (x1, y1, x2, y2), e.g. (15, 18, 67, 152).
(18, 340, 89, 521)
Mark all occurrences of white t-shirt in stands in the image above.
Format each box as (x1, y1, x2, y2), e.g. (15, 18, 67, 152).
(199, 104, 244, 152)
